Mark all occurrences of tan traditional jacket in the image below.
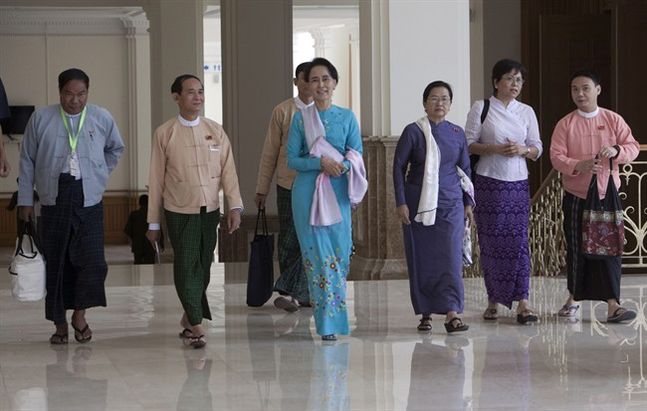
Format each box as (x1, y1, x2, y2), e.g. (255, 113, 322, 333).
(147, 116, 243, 225)
(255, 97, 300, 194)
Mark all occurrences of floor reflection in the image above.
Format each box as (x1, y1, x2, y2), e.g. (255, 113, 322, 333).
(3, 272, 647, 410)
(176, 350, 214, 411)
(46, 346, 107, 411)
(406, 335, 468, 411)
(308, 343, 350, 411)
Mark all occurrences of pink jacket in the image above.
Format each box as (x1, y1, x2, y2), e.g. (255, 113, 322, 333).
(549, 108, 639, 199)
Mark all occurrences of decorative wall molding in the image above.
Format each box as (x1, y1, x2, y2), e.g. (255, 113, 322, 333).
(0, 7, 148, 35)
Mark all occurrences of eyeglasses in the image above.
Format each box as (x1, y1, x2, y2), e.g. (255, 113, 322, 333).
(428, 96, 451, 104)
(502, 76, 524, 85)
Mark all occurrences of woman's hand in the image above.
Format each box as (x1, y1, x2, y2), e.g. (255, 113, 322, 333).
(321, 156, 345, 177)
(397, 204, 411, 225)
(498, 142, 525, 157)
(598, 146, 619, 159)
(575, 158, 602, 174)
(464, 205, 474, 226)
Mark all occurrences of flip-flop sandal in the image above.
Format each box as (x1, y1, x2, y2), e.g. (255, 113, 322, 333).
(417, 317, 432, 332)
(516, 310, 539, 325)
(444, 318, 469, 333)
(483, 308, 498, 320)
(607, 307, 637, 323)
(557, 304, 580, 317)
(49, 333, 69, 345)
(184, 335, 206, 349)
(72, 324, 92, 343)
(179, 328, 193, 339)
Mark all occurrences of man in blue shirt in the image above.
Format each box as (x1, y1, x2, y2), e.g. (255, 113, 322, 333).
(18, 68, 124, 344)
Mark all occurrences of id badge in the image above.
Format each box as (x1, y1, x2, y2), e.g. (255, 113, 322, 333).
(209, 144, 220, 152)
(69, 152, 81, 179)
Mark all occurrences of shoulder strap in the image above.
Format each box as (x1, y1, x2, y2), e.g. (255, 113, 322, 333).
(480, 99, 490, 124)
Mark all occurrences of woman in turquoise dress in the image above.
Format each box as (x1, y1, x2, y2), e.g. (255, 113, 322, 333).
(287, 58, 363, 341)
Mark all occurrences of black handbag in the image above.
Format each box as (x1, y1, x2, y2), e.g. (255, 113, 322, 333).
(246, 208, 275, 307)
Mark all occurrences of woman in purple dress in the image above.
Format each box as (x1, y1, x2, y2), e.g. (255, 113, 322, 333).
(393, 81, 473, 333)
(464, 59, 543, 324)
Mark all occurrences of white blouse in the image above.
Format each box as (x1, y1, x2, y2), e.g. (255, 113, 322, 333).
(464, 96, 543, 182)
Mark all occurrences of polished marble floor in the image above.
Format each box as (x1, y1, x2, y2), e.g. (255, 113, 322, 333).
(2, 262, 647, 411)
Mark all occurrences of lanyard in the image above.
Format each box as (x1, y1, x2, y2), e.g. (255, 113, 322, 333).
(59, 106, 87, 153)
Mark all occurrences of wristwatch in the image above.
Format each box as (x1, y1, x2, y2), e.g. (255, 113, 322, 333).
(521, 147, 530, 157)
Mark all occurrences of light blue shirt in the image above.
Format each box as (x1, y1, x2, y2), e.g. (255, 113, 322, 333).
(18, 103, 125, 207)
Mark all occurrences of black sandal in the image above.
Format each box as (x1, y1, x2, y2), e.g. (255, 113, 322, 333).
(444, 317, 469, 333)
(72, 323, 92, 343)
(607, 307, 637, 323)
(516, 310, 539, 325)
(322, 334, 337, 341)
(417, 317, 432, 332)
(49, 333, 69, 345)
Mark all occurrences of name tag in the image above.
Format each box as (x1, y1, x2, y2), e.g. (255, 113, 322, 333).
(69, 152, 81, 179)
(209, 144, 220, 152)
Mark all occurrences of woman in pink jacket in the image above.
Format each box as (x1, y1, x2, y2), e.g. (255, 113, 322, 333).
(549, 69, 639, 323)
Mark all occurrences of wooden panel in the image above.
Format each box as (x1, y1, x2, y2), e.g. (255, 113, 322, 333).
(521, 0, 613, 196)
(616, 1, 647, 144)
(0, 198, 18, 246)
(218, 212, 280, 262)
(103, 195, 135, 245)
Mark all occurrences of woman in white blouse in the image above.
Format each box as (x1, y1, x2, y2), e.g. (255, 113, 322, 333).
(464, 59, 543, 325)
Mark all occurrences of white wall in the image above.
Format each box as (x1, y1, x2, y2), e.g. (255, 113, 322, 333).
(0, 8, 150, 195)
(389, 0, 471, 135)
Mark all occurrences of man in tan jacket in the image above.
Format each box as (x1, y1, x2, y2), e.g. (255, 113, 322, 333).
(147, 74, 242, 348)
(255, 62, 312, 312)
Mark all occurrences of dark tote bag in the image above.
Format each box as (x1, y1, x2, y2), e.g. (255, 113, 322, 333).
(581, 158, 625, 258)
(246, 208, 274, 307)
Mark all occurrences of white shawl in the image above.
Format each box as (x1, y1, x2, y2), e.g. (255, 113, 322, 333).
(414, 117, 441, 226)
(299, 102, 326, 150)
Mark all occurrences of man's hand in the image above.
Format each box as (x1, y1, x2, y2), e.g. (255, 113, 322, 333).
(18, 206, 34, 222)
(255, 193, 266, 209)
(146, 229, 160, 246)
(598, 146, 619, 159)
(0, 140, 10, 177)
(575, 158, 602, 174)
(228, 209, 241, 234)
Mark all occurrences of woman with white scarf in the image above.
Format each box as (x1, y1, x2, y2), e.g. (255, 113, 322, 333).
(287, 58, 364, 341)
(393, 81, 474, 333)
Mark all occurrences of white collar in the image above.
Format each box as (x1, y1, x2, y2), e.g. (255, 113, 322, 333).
(178, 115, 200, 127)
(577, 107, 599, 118)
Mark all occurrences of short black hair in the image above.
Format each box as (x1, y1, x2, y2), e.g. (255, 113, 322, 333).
(570, 68, 600, 86)
(423, 81, 453, 103)
(58, 68, 89, 91)
(492, 59, 527, 96)
(305, 57, 339, 83)
(171, 74, 203, 94)
(295, 62, 310, 78)
(138, 194, 149, 208)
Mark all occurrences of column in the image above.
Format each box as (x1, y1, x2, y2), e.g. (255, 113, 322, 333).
(143, 0, 204, 131)
(353, 0, 471, 280)
(219, 0, 293, 283)
(122, 12, 151, 192)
